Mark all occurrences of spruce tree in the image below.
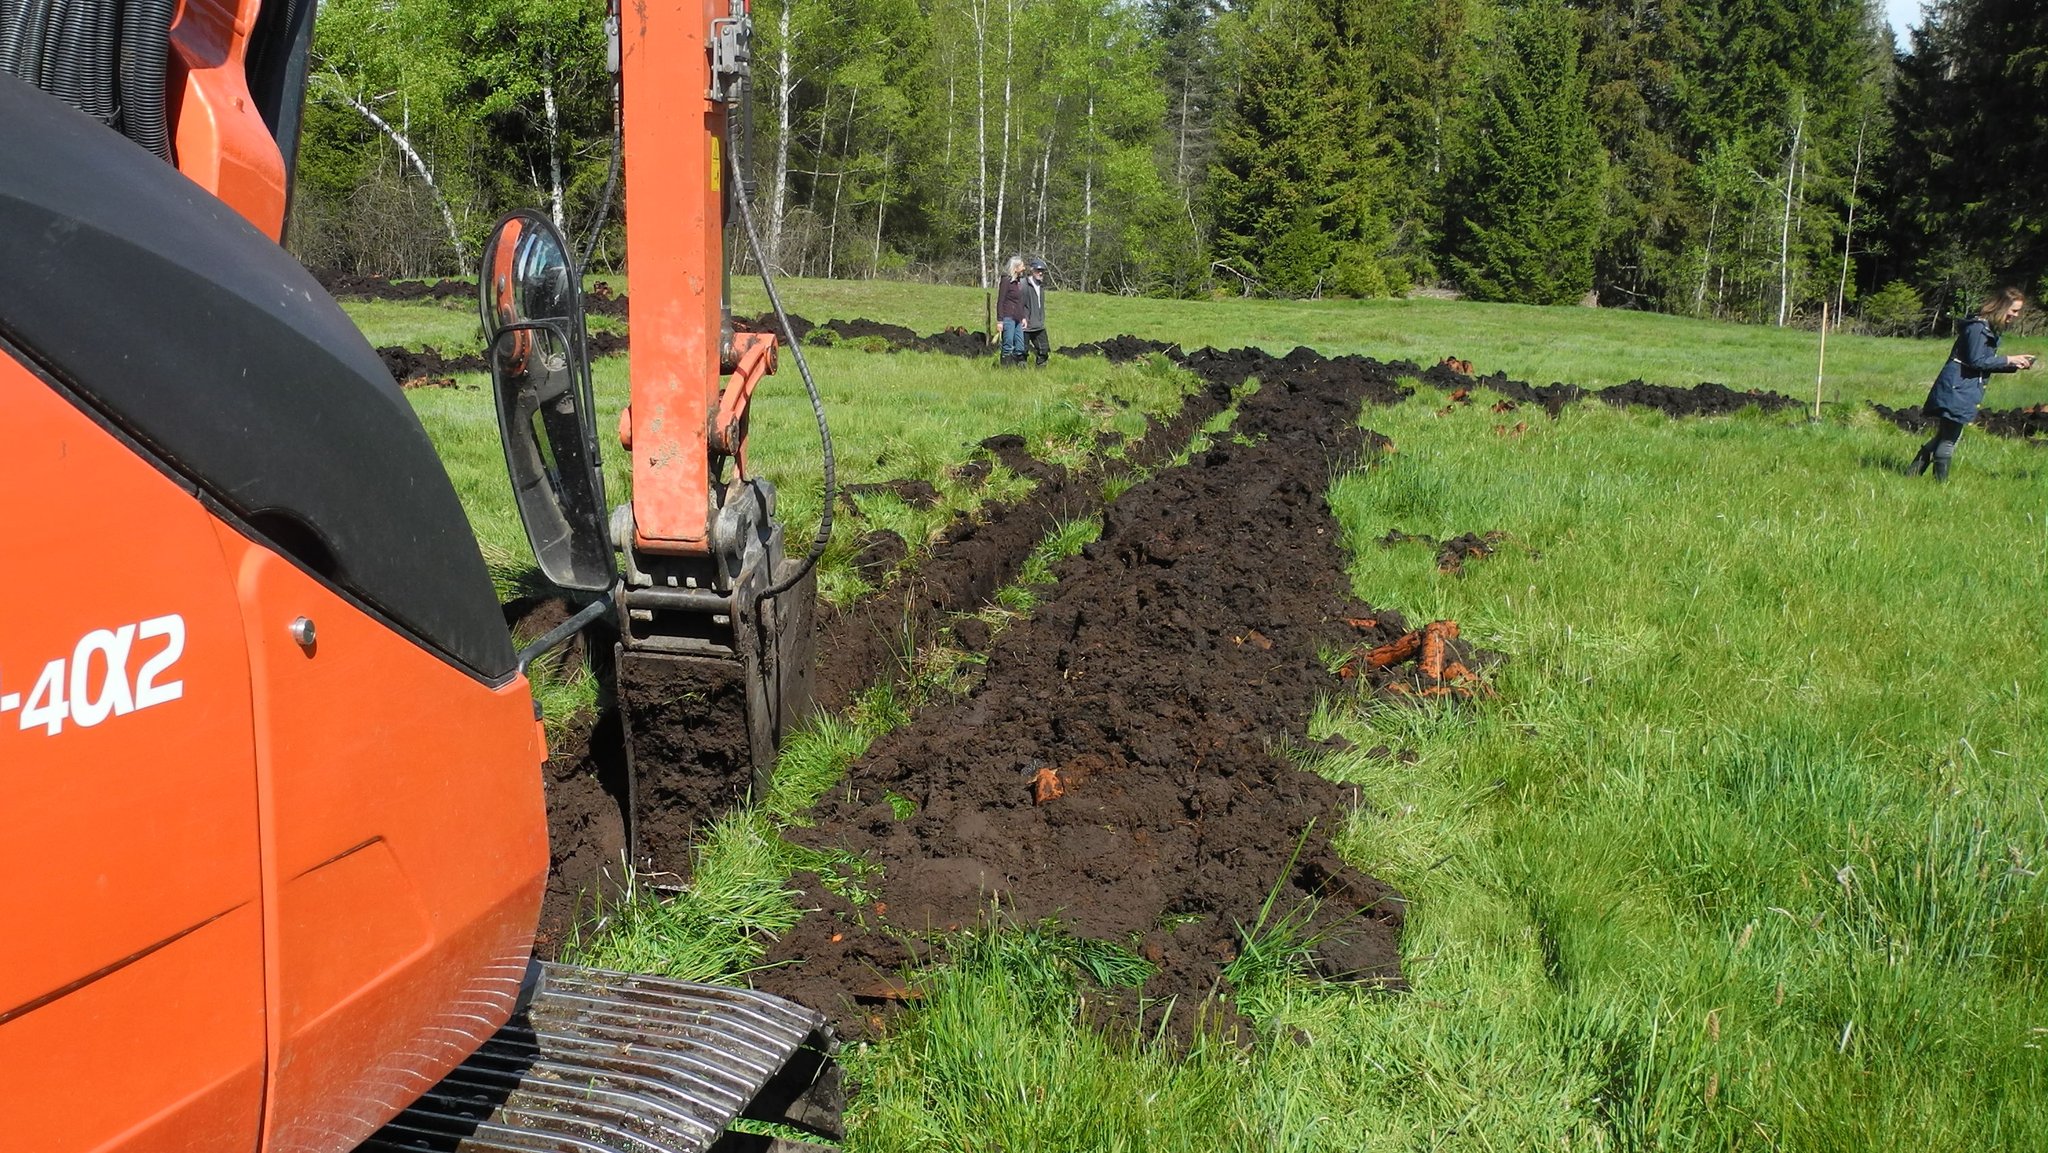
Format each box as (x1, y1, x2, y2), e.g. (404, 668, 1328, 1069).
(1447, 0, 1604, 305)
(1207, 0, 1402, 298)
(1878, 0, 2047, 306)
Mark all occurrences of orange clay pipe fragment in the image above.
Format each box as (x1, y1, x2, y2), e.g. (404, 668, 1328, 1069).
(1418, 620, 1459, 682)
(1363, 630, 1424, 669)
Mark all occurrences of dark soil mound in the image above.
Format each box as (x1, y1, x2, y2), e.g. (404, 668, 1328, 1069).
(1467, 371, 1583, 417)
(1410, 358, 1800, 420)
(317, 271, 473, 302)
(317, 269, 624, 317)
(1873, 401, 2048, 440)
(814, 317, 992, 357)
(376, 331, 630, 386)
(760, 350, 1420, 1042)
(1598, 378, 1800, 417)
(732, 314, 992, 357)
(734, 311, 817, 342)
(1059, 334, 1181, 363)
(917, 327, 993, 357)
(377, 344, 487, 382)
(824, 317, 924, 347)
(582, 282, 628, 318)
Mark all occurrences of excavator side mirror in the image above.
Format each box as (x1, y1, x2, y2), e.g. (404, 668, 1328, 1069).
(481, 210, 615, 593)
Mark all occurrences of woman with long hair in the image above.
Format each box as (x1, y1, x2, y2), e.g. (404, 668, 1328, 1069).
(1910, 287, 2037, 480)
(996, 256, 1027, 367)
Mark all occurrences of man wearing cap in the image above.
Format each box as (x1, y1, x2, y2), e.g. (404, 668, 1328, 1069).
(1021, 257, 1051, 367)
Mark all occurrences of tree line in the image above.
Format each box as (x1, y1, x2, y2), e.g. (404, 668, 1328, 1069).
(290, 0, 2044, 332)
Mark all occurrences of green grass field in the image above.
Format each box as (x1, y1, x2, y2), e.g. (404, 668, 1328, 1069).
(351, 282, 2046, 1150)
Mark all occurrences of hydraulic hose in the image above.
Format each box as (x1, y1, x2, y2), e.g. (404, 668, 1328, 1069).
(46, 0, 117, 123)
(724, 117, 835, 608)
(0, 0, 176, 160)
(117, 0, 176, 159)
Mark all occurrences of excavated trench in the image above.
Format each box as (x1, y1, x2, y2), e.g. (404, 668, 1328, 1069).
(755, 346, 1450, 1042)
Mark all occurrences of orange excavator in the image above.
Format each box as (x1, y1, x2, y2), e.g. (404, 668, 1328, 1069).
(0, 1, 836, 1150)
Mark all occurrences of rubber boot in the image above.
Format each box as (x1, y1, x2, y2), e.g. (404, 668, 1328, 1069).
(1933, 458, 1950, 482)
(1908, 445, 1932, 476)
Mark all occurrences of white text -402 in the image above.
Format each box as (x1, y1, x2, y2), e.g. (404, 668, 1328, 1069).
(1, 615, 186, 736)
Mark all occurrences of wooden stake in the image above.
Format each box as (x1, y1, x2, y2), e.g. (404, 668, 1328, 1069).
(1814, 301, 1830, 419)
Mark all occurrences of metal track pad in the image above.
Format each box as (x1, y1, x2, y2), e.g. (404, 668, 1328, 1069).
(359, 962, 841, 1152)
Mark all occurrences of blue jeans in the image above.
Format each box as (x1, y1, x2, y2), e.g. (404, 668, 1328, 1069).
(1000, 317, 1025, 358)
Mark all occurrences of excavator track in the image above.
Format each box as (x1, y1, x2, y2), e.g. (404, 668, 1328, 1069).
(359, 963, 842, 1153)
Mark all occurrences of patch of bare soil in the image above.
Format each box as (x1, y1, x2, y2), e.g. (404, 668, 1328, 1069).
(758, 348, 1424, 1043)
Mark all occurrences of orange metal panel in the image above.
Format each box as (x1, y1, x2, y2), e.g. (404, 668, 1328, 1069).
(0, 907, 268, 1153)
(169, 0, 289, 239)
(216, 535, 548, 1153)
(622, 0, 726, 553)
(0, 356, 265, 1152)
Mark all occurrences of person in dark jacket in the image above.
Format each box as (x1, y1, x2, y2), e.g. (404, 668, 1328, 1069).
(996, 256, 1027, 366)
(1021, 257, 1050, 366)
(1910, 287, 2037, 480)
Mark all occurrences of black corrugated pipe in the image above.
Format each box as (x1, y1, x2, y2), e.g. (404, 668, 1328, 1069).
(117, 0, 177, 159)
(0, 0, 59, 86)
(47, 0, 121, 125)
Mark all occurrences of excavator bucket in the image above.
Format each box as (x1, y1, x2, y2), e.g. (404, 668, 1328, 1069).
(360, 962, 842, 1152)
(618, 555, 817, 880)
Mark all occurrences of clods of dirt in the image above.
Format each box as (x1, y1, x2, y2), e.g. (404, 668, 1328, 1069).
(1379, 529, 1518, 575)
(1434, 531, 1506, 574)
(377, 344, 486, 383)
